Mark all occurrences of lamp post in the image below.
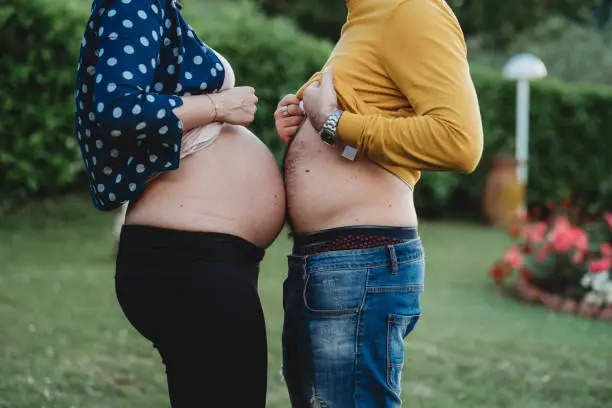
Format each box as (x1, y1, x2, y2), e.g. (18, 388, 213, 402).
(502, 53, 548, 216)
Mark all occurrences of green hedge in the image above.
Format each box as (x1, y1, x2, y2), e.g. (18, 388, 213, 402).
(2, 0, 610, 215)
(259, 0, 346, 41)
(0, 0, 87, 200)
(428, 66, 612, 216)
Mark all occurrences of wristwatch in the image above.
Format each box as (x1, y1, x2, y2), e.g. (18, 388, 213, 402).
(320, 109, 343, 146)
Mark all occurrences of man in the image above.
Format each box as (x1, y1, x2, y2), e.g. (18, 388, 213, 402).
(274, 0, 483, 406)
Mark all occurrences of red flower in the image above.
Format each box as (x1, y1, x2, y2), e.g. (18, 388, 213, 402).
(504, 245, 524, 269)
(521, 244, 532, 254)
(489, 263, 510, 284)
(605, 212, 612, 230)
(521, 268, 533, 280)
(589, 258, 611, 273)
(509, 224, 520, 238)
(601, 242, 612, 259)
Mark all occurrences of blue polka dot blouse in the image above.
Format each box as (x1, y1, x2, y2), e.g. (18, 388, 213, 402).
(75, 0, 225, 211)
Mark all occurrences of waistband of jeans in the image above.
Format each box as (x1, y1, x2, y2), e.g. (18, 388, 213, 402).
(293, 225, 418, 249)
(290, 235, 423, 272)
(119, 225, 265, 263)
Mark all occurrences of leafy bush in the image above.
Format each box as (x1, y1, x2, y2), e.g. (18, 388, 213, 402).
(447, 0, 600, 48)
(0, 0, 88, 200)
(469, 17, 612, 86)
(258, 0, 346, 41)
(510, 18, 612, 85)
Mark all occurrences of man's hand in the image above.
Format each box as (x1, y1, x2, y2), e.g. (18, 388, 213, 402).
(302, 68, 338, 132)
(274, 94, 305, 145)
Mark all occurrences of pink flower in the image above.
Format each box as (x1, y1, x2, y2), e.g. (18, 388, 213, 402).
(550, 228, 574, 253)
(570, 227, 588, 252)
(521, 222, 547, 243)
(504, 245, 524, 269)
(589, 258, 611, 273)
(546, 216, 588, 253)
(605, 212, 612, 230)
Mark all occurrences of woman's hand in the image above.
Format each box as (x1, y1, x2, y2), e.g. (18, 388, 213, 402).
(212, 87, 259, 126)
(274, 94, 305, 144)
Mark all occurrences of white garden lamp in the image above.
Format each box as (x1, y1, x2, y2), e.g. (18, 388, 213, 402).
(502, 53, 548, 185)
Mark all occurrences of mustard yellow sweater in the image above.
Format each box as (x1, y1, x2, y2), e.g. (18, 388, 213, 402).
(296, 0, 484, 187)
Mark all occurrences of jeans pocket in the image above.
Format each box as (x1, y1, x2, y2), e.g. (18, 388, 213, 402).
(386, 313, 420, 394)
(302, 268, 368, 315)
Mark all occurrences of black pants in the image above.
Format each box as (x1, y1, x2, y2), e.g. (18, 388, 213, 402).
(115, 225, 267, 408)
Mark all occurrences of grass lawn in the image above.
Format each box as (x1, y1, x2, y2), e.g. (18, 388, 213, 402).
(1, 195, 611, 408)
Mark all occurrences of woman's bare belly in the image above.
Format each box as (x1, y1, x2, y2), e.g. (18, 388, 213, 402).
(125, 125, 286, 248)
(284, 119, 417, 234)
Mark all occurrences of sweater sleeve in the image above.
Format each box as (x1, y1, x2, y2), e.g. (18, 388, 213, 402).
(336, 0, 483, 173)
(92, 0, 184, 153)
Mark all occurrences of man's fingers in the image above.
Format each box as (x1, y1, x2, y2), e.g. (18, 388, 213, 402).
(321, 67, 334, 89)
(275, 104, 304, 119)
(277, 94, 300, 109)
(279, 116, 305, 127)
(274, 106, 289, 119)
(285, 125, 300, 135)
(286, 104, 304, 117)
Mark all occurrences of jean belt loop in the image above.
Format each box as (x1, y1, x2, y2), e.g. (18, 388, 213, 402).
(387, 245, 399, 275)
(301, 255, 309, 280)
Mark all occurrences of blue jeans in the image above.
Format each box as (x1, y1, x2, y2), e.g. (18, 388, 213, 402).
(282, 239, 425, 407)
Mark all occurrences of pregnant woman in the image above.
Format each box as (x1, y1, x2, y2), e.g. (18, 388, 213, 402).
(74, 0, 285, 406)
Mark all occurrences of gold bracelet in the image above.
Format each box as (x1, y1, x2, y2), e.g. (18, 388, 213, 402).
(205, 94, 218, 122)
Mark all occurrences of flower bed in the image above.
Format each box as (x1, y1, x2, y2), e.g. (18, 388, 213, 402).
(490, 201, 612, 320)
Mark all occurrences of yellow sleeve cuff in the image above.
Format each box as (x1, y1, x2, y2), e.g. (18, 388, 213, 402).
(337, 111, 365, 148)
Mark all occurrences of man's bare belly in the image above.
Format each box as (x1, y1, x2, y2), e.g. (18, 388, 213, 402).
(125, 124, 286, 248)
(284, 119, 417, 234)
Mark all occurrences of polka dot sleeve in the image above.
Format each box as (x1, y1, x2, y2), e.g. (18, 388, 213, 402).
(76, 0, 227, 210)
(92, 0, 183, 171)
